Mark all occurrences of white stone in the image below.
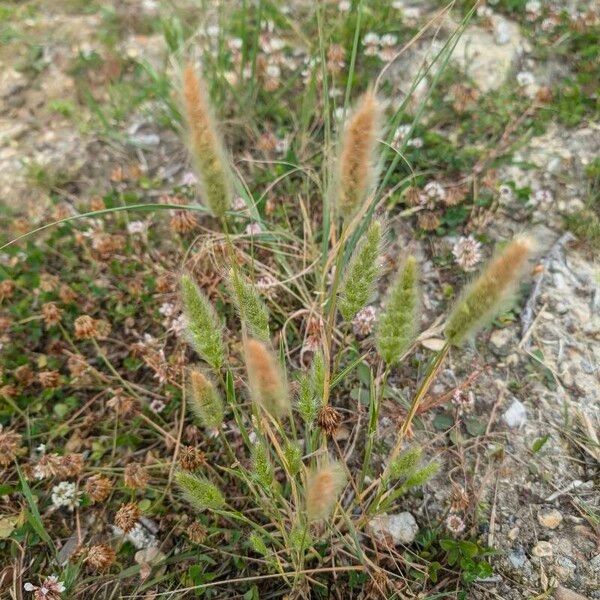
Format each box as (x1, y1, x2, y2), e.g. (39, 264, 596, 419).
(368, 512, 419, 545)
(503, 399, 527, 428)
(537, 508, 563, 529)
(531, 540, 553, 557)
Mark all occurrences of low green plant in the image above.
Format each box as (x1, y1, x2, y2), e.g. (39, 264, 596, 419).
(172, 62, 534, 589)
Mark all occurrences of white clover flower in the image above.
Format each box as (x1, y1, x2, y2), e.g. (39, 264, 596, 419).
(393, 124, 412, 147)
(516, 71, 535, 86)
(51, 481, 80, 511)
(407, 137, 423, 148)
(24, 575, 66, 599)
(339, 0, 351, 9)
(245, 222, 262, 236)
(424, 181, 446, 202)
(232, 196, 247, 211)
(352, 306, 377, 337)
(265, 63, 281, 79)
(206, 24, 220, 37)
(180, 171, 198, 186)
(452, 235, 483, 272)
(228, 37, 243, 51)
(127, 220, 146, 234)
(363, 32, 380, 56)
(380, 34, 398, 47)
(533, 189, 553, 204)
(498, 184, 513, 201)
(446, 513, 466, 535)
(149, 399, 166, 414)
(158, 302, 175, 317)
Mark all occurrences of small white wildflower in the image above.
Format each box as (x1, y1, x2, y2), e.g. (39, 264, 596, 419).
(393, 124, 412, 147)
(446, 513, 466, 535)
(407, 137, 423, 148)
(533, 189, 553, 204)
(36, 443, 46, 455)
(363, 32, 380, 56)
(477, 5, 493, 18)
(158, 302, 175, 317)
(452, 389, 475, 412)
(401, 6, 421, 22)
(169, 313, 186, 336)
(516, 71, 535, 87)
(424, 181, 446, 202)
(494, 19, 512, 45)
(265, 63, 281, 79)
(334, 107, 346, 122)
(452, 236, 483, 272)
(275, 137, 289, 154)
(149, 399, 165, 414)
(24, 575, 66, 598)
(51, 481, 80, 511)
(256, 274, 279, 298)
(380, 34, 398, 47)
(127, 220, 146, 234)
(245, 222, 262, 236)
(206, 24, 220, 37)
(498, 184, 513, 201)
(525, 0, 541, 16)
(181, 171, 198, 186)
(352, 306, 377, 337)
(232, 196, 247, 211)
(228, 37, 243, 51)
(339, 0, 351, 10)
(270, 37, 285, 53)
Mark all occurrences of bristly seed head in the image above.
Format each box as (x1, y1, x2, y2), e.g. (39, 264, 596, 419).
(445, 236, 534, 345)
(188, 369, 225, 430)
(114, 502, 141, 533)
(306, 460, 346, 522)
(334, 89, 382, 219)
(244, 339, 290, 420)
(182, 63, 233, 219)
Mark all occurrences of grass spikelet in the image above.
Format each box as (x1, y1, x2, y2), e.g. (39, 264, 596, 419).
(181, 274, 224, 370)
(297, 372, 319, 426)
(335, 89, 382, 218)
(182, 62, 232, 219)
(175, 471, 225, 512)
(251, 441, 274, 488)
(388, 446, 422, 480)
(400, 461, 439, 492)
(338, 219, 383, 321)
(230, 269, 270, 341)
(306, 461, 346, 522)
(376, 256, 420, 365)
(188, 369, 224, 430)
(445, 236, 533, 345)
(244, 339, 290, 419)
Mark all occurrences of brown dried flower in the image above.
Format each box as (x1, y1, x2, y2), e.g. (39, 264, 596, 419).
(187, 521, 207, 544)
(170, 210, 198, 234)
(317, 405, 342, 436)
(42, 302, 62, 326)
(417, 211, 440, 231)
(14, 365, 34, 387)
(106, 390, 139, 417)
(114, 502, 141, 532)
(124, 463, 149, 490)
(74, 315, 98, 339)
(179, 446, 206, 471)
(0, 428, 23, 466)
(0, 279, 15, 300)
(59, 284, 77, 304)
(85, 544, 116, 572)
(38, 370, 61, 388)
(85, 474, 113, 503)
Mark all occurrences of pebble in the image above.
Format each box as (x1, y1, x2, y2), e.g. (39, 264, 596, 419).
(538, 508, 563, 530)
(532, 540, 553, 558)
(368, 512, 419, 545)
(503, 398, 527, 428)
(554, 587, 589, 600)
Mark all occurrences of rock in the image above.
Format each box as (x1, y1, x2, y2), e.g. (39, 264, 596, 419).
(538, 509, 563, 530)
(532, 541, 553, 558)
(508, 546, 527, 568)
(489, 328, 514, 356)
(503, 398, 527, 428)
(554, 587, 590, 600)
(590, 554, 600, 572)
(368, 512, 419, 546)
(451, 18, 524, 92)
